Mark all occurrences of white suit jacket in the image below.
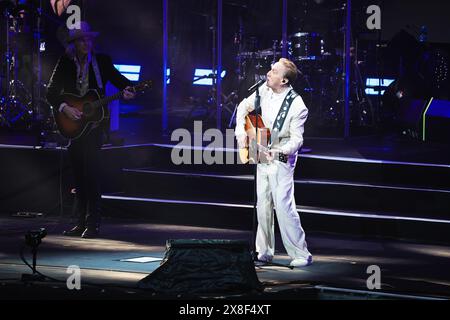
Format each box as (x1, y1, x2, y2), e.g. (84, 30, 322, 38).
(235, 82, 308, 165)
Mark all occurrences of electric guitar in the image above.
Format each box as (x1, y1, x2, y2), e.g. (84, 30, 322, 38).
(54, 80, 152, 140)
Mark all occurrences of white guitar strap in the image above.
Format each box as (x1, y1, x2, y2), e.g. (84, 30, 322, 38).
(90, 54, 105, 130)
(269, 89, 298, 148)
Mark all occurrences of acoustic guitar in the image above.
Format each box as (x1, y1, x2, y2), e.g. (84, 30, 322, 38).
(239, 113, 272, 164)
(54, 80, 152, 140)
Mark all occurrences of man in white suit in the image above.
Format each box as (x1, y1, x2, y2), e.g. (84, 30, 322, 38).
(235, 58, 312, 267)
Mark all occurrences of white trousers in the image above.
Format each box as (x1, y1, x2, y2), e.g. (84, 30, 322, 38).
(256, 161, 311, 260)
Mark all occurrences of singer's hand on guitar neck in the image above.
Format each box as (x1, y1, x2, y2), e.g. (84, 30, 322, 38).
(236, 134, 248, 149)
(62, 104, 83, 121)
(123, 86, 136, 100)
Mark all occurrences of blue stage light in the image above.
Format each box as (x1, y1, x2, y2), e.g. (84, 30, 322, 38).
(114, 64, 142, 81)
(193, 69, 226, 86)
(365, 78, 394, 95)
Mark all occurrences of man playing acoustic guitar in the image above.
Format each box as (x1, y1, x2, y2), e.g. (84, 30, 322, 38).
(235, 58, 312, 267)
(46, 21, 136, 238)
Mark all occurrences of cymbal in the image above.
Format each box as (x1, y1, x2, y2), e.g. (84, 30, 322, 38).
(225, 1, 247, 9)
(238, 49, 281, 58)
(0, 1, 16, 12)
(237, 51, 256, 58)
(257, 49, 281, 57)
(330, 6, 345, 12)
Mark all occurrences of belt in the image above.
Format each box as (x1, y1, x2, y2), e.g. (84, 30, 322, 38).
(278, 153, 288, 163)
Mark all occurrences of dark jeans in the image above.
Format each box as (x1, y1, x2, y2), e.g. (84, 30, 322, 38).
(68, 127, 103, 228)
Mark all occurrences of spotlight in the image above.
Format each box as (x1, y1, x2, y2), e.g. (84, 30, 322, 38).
(25, 228, 47, 248)
(21, 228, 47, 282)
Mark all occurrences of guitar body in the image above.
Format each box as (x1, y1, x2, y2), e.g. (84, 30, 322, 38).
(53, 81, 152, 140)
(54, 90, 104, 140)
(239, 114, 271, 164)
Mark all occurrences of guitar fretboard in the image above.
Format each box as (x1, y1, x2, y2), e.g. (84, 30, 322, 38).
(92, 90, 124, 108)
(89, 81, 150, 109)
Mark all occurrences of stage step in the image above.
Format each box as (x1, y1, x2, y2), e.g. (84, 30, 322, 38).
(129, 144, 450, 190)
(121, 168, 450, 220)
(101, 194, 450, 244)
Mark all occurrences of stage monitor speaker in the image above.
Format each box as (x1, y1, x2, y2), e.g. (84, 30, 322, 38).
(396, 98, 427, 139)
(138, 239, 263, 295)
(396, 98, 450, 143)
(423, 98, 450, 144)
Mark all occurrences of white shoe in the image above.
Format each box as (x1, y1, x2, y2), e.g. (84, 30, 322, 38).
(290, 256, 313, 267)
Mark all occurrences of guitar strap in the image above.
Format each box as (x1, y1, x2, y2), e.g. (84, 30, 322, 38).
(91, 54, 104, 92)
(269, 89, 298, 147)
(91, 54, 106, 129)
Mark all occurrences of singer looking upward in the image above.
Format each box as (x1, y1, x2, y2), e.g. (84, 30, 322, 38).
(235, 58, 312, 267)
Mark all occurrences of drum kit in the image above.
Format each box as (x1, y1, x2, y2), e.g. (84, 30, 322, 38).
(233, 31, 338, 126)
(0, 0, 51, 131)
(232, 7, 374, 130)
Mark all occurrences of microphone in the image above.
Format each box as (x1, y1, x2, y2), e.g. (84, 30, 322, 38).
(247, 79, 265, 93)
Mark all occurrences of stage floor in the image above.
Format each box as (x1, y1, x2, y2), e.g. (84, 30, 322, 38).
(1, 112, 449, 300)
(0, 216, 449, 300)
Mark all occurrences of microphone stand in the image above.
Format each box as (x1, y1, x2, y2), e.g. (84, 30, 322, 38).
(251, 85, 260, 260)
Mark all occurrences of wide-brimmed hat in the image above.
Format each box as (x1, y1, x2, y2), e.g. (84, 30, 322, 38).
(57, 21, 99, 47)
(66, 21, 99, 43)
